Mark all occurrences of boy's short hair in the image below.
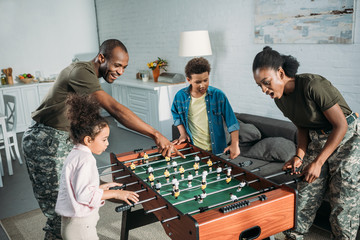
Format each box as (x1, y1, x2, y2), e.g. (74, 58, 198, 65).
(185, 57, 211, 79)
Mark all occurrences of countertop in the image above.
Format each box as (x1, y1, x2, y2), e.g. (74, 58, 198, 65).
(0, 81, 54, 89)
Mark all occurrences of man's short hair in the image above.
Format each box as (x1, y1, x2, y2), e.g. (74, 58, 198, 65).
(185, 57, 211, 79)
(99, 39, 128, 59)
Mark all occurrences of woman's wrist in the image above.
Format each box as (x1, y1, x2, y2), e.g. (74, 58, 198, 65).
(294, 154, 303, 161)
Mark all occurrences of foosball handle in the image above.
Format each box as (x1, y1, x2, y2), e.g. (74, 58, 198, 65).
(294, 175, 305, 183)
(109, 184, 126, 190)
(115, 203, 134, 212)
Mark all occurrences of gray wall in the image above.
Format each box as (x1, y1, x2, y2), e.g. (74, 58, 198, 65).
(95, 0, 360, 120)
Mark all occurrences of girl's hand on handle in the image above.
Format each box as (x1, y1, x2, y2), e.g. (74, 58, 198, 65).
(114, 190, 139, 206)
(100, 182, 122, 190)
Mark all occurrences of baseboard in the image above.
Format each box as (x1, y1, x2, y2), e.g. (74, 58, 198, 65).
(0, 221, 10, 240)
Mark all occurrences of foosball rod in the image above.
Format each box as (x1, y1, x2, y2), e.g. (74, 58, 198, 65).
(161, 168, 251, 198)
(113, 155, 211, 181)
(186, 175, 303, 215)
(112, 158, 219, 189)
(161, 176, 304, 223)
(135, 155, 210, 175)
(100, 147, 222, 173)
(115, 196, 157, 212)
(173, 177, 262, 206)
(122, 147, 194, 164)
(185, 188, 274, 215)
(97, 162, 120, 170)
(99, 168, 124, 176)
(160, 161, 223, 188)
(117, 168, 261, 213)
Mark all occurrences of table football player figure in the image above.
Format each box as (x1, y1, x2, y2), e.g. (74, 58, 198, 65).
(173, 181, 180, 199)
(187, 172, 193, 187)
(230, 193, 238, 202)
(198, 190, 207, 203)
(237, 179, 247, 192)
(207, 158, 213, 172)
(172, 160, 178, 172)
(165, 156, 171, 168)
(147, 165, 154, 174)
(130, 162, 136, 173)
(155, 180, 162, 193)
(216, 165, 222, 180)
(193, 162, 199, 175)
(179, 165, 185, 179)
(201, 176, 207, 190)
(143, 152, 149, 165)
(148, 172, 155, 187)
(172, 176, 178, 190)
(195, 155, 201, 163)
(226, 167, 232, 184)
(164, 169, 170, 183)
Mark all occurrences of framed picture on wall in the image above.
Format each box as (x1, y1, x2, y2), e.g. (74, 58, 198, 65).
(254, 0, 355, 44)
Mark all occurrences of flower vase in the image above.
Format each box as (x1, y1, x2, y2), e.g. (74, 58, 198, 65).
(152, 65, 160, 83)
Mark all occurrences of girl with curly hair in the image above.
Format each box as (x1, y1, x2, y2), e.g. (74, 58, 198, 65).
(55, 94, 139, 240)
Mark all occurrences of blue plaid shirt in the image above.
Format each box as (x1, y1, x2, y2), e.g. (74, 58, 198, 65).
(171, 85, 239, 155)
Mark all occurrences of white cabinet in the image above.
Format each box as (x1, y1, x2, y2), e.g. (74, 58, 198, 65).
(112, 79, 187, 140)
(0, 82, 54, 132)
(38, 82, 54, 103)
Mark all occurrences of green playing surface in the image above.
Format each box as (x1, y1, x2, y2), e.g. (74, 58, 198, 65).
(133, 154, 258, 216)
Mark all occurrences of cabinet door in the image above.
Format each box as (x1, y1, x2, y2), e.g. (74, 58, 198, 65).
(21, 86, 40, 129)
(111, 84, 159, 133)
(38, 83, 54, 103)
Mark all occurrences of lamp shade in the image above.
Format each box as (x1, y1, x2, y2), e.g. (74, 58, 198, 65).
(179, 30, 212, 57)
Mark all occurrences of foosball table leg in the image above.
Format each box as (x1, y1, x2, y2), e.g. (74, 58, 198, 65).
(120, 208, 159, 240)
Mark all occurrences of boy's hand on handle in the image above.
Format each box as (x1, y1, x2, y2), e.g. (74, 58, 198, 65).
(154, 132, 185, 159)
(172, 134, 190, 145)
(223, 144, 240, 160)
(100, 182, 123, 190)
(282, 156, 303, 175)
(114, 190, 140, 206)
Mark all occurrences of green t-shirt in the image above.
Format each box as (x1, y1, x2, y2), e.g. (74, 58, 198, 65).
(32, 61, 102, 131)
(275, 73, 351, 130)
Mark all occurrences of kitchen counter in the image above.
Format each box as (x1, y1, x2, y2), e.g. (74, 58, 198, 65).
(0, 81, 55, 132)
(0, 81, 54, 88)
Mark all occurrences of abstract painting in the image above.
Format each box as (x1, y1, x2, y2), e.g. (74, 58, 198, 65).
(254, 0, 355, 44)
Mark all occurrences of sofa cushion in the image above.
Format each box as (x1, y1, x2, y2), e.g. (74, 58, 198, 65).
(235, 113, 298, 144)
(242, 137, 296, 162)
(238, 120, 262, 145)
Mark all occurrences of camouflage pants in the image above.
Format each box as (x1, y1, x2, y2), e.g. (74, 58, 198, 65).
(285, 120, 360, 240)
(22, 122, 73, 240)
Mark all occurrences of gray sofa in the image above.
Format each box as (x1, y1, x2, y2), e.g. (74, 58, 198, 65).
(172, 113, 360, 238)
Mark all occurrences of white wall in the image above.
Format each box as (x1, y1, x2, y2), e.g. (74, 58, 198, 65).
(0, 0, 99, 80)
(95, 0, 360, 120)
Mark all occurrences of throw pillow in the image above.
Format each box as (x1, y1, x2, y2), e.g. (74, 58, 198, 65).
(242, 137, 296, 162)
(238, 120, 262, 145)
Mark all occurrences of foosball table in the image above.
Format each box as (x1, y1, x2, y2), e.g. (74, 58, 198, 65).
(105, 143, 298, 240)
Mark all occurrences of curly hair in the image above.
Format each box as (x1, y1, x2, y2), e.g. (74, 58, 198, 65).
(99, 39, 128, 60)
(185, 57, 211, 79)
(252, 46, 300, 78)
(66, 93, 109, 144)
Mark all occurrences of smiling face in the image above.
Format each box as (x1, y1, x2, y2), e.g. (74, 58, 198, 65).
(187, 72, 210, 98)
(98, 46, 129, 83)
(253, 67, 286, 99)
(86, 125, 110, 155)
